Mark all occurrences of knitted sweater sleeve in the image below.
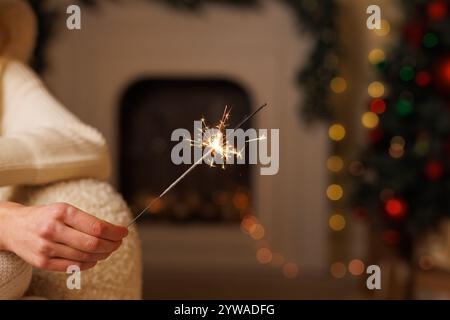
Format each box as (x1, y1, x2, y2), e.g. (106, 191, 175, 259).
(0, 60, 111, 186)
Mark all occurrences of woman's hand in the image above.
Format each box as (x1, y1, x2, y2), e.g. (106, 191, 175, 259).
(0, 201, 128, 272)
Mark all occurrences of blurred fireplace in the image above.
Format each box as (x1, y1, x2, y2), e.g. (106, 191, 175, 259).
(119, 79, 252, 223)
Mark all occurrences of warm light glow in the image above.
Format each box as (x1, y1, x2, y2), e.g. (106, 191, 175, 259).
(249, 223, 265, 240)
(147, 197, 164, 214)
(391, 136, 405, 147)
(233, 192, 249, 210)
(368, 81, 385, 98)
(327, 155, 344, 172)
(282, 262, 299, 279)
(330, 262, 346, 278)
(389, 138, 404, 158)
(327, 184, 344, 201)
(368, 49, 385, 64)
(361, 111, 379, 129)
(330, 77, 347, 93)
(375, 19, 390, 37)
(270, 253, 285, 268)
(328, 124, 346, 141)
(240, 215, 258, 234)
(348, 259, 365, 276)
(256, 247, 273, 264)
(329, 214, 346, 231)
(389, 148, 404, 158)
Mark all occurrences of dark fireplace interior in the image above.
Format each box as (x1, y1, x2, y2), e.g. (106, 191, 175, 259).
(119, 79, 252, 223)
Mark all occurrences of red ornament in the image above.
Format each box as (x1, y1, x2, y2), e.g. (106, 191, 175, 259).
(433, 57, 450, 94)
(441, 59, 450, 83)
(370, 98, 386, 114)
(415, 71, 431, 87)
(425, 160, 444, 180)
(385, 198, 407, 219)
(428, 0, 448, 21)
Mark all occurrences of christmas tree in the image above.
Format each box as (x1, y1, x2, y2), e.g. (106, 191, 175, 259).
(353, 0, 450, 256)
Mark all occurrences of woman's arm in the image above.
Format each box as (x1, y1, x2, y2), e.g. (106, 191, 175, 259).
(0, 60, 110, 186)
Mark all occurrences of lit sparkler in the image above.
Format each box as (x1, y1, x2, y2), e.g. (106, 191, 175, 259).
(127, 103, 268, 227)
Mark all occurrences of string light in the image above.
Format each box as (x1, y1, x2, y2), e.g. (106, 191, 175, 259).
(328, 123, 346, 141)
(147, 197, 164, 214)
(400, 66, 415, 82)
(326, 184, 344, 201)
(330, 262, 346, 278)
(374, 19, 390, 37)
(368, 49, 385, 64)
(415, 71, 431, 87)
(256, 247, 273, 264)
(248, 223, 265, 240)
(391, 136, 405, 147)
(368, 81, 385, 98)
(396, 99, 413, 116)
(233, 192, 249, 210)
(282, 262, 299, 279)
(270, 253, 285, 268)
(389, 146, 405, 159)
(240, 215, 257, 233)
(385, 198, 407, 219)
(327, 155, 344, 172)
(370, 98, 386, 114)
(361, 111, 379, 128)
(330, 77, 347, 93)
(329, 214, 346, 231)
(389, 136, 405, 158)
(348, 259, 365, 275)
(423, 32, 438, 48)
(428, 1, 448, 20)
(414, 133, 430, 156)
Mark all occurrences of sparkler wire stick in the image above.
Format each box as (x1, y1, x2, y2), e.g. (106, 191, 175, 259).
(127, 103, 268, 227)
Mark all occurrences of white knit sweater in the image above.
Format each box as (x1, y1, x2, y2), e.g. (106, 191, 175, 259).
(0, 58, 141, 299)
(0, 58, 111, 186)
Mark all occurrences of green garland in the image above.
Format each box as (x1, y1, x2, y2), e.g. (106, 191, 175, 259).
(27, 0, 338, 122)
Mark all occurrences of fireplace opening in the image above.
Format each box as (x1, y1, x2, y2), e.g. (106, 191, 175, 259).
(119, 79, 252, 223)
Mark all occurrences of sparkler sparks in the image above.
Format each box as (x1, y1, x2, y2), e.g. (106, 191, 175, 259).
(127, 103, 268, 227)
(188, 105, 243, 168)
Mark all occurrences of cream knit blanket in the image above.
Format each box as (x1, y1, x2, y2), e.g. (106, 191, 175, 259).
(0, 58, 142, 299)
(0, 180, 142, 299)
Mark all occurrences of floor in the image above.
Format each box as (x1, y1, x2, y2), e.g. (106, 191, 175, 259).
(137, 223, 363, 300)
